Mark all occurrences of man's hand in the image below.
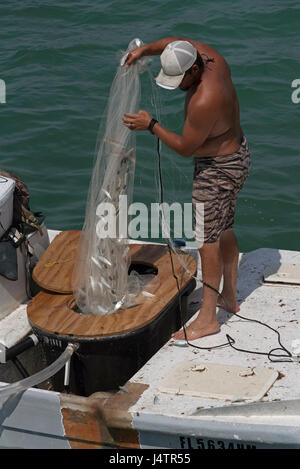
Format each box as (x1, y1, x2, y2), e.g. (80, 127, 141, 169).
(123, 110, 152, 131)
(122, 47, 144, 67)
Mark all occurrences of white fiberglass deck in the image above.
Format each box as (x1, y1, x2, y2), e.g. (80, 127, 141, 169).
(129, 247, 300, 448)
(1, 237, 300, 448)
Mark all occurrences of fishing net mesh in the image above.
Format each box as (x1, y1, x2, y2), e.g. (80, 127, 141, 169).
(72, 39, 154, 315)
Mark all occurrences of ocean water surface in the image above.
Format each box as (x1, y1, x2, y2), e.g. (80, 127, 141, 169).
(1, 0, 299, 253)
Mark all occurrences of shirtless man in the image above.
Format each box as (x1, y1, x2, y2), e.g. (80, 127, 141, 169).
(122, 38, 250, 341)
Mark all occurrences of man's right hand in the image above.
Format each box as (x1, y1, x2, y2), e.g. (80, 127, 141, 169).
(124, 47, 144, 66)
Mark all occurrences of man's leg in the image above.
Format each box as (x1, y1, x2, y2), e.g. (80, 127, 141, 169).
(218, 228, 240, 313)
(173, 241, 222, 341)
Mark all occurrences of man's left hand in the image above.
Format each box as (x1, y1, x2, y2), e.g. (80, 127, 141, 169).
(123, 110, 152, 131)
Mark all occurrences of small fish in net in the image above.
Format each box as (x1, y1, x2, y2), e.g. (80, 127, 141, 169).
(72, 39, 150, 315)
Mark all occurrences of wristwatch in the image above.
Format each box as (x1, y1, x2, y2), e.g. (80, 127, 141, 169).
(148, 118, 158, 134)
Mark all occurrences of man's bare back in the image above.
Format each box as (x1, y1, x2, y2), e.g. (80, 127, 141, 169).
(183, 40, 243, 157)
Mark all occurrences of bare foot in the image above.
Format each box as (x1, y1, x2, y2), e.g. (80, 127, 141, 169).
(172, 316, 220, 341)
(217, 294, 240, 313)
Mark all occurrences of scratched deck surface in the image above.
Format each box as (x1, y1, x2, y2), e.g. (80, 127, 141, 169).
(1, 235, 300, 448)
(129, 247, 300, 417)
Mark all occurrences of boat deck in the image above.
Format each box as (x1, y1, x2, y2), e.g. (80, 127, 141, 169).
(127, 247, 300, 448)
(1, 234, 300, 448)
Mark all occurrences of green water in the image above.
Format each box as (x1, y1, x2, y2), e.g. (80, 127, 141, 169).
(1, 0, 300, 253)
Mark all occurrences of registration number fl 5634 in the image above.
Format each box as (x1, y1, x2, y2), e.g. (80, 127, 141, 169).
(179, 435, 258, 450)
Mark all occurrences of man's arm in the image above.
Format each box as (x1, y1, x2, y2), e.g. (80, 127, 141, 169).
(153, 105, 215, 157)
(125, 37, 186, 65)
(123, 99, 216, 158)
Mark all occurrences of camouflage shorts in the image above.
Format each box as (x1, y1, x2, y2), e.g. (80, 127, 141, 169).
(192, 136, 251, 244)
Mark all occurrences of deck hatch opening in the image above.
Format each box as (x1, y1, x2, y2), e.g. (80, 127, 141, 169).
(158, 361, 279, 402)
(263, 263, 300, 287)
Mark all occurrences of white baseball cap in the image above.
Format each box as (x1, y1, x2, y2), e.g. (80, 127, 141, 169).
(155, 41, 198, 90)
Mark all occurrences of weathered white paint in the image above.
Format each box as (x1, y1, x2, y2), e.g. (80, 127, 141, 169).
(1, 239, 300, 449)
(130, 248, 300, 449)
(0, 386, 70, 449)
(132, 410, 300, 449)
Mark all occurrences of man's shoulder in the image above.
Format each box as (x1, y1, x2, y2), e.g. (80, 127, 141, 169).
(191, 40, 223, 60)
(191, 79, 223, 109)
(187, 87, 219, 126)
(186, 83, 229, 133)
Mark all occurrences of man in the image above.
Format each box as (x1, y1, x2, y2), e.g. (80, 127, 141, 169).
(122, 37, 250, 341)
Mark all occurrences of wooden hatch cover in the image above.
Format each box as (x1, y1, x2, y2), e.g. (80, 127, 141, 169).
(28, 230, 197, 338)
(32, 230, 80, 294)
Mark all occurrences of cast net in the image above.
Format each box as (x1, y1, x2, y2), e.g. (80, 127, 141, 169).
(73, 37, 198, 318)
(72, 39, 153, 315)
